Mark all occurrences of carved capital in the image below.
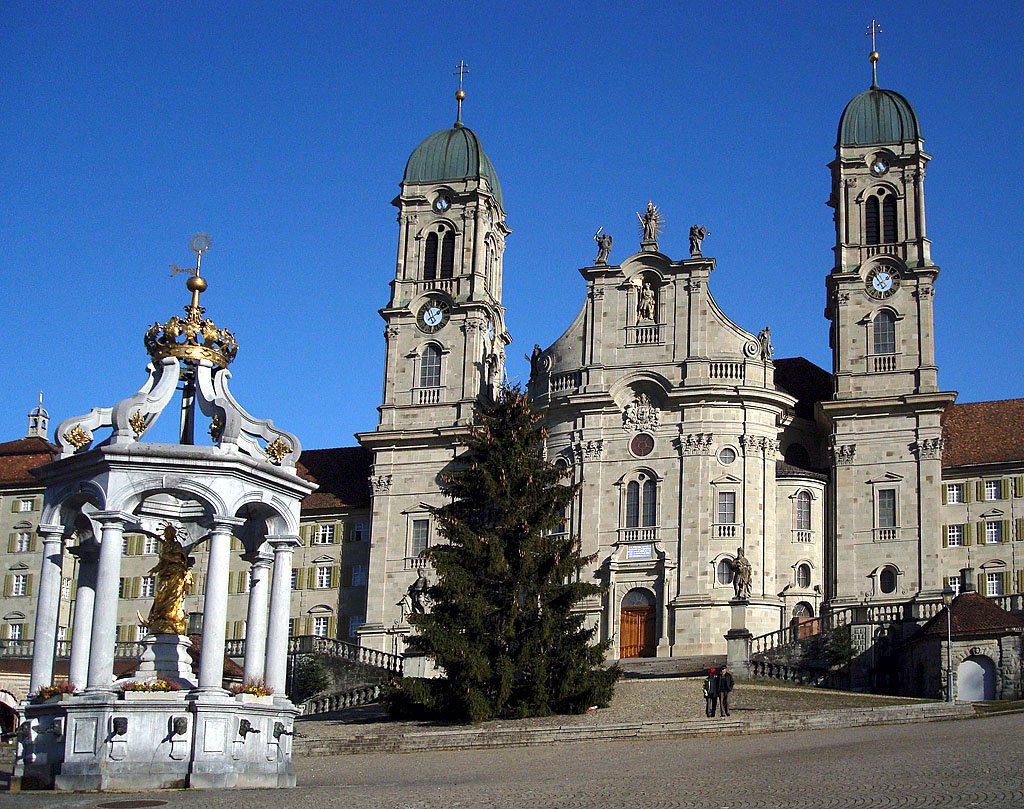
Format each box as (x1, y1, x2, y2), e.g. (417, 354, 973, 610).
(371, 474, 393, 495)
(592, 286, 606, 300)
(837, 291, 851, 306)
(384, 326, 400, 340)
(914, 437, 944, 460)
(914, 286, 935, 300)
(686, 279, 704, 292)
(572, 439, 604, 463)
(831, 443, 857, 466)
(680, 432, 714, 456)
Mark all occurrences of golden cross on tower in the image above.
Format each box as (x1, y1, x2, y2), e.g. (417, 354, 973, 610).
(453, 60, 469, 124)
(865, 19, 883, 87)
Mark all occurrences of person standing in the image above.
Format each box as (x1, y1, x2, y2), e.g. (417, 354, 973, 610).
(718, 665, 735, 717)
(703, 667, 719, 717)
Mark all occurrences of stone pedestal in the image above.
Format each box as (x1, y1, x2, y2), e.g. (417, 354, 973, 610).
(130, 634, 197, 689)
(725, 598, 752, 679)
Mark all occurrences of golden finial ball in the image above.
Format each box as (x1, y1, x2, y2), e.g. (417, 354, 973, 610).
(455, 88, 466, 101)
(869, 51, 880, 63)
(186, 276, 208, 293)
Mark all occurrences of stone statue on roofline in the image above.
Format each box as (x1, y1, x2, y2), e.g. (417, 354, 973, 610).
(594, 228, 613, 264)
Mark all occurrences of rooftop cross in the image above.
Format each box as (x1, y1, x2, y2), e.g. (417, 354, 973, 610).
(865, 19, 883, 88)
(453, 60, 469, 125)
(169, 232, 212, 310)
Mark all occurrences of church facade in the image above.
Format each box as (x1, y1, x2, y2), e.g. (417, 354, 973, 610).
(3, 59, 1023, 676)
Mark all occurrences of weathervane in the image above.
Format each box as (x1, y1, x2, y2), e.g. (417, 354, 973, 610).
(169, 233, 212, 309)
(454, 60, 469, 124)
(865, 19, 883, 88)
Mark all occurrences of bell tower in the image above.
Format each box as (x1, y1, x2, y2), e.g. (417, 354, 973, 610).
(819, 29, 956, 606)
(357, 75, 511, 650)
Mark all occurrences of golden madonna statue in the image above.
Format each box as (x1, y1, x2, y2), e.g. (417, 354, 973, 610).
(140, 524, 195, 635)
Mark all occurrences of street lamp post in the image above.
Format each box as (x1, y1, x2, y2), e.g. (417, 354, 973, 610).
(942, 584, 956, 702)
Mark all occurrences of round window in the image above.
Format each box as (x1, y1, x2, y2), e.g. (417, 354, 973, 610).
(879, 567, 897, 594)
(718, 447, 737, 465)
(630, 433, 655, 457)
(433, 193, 452, 212)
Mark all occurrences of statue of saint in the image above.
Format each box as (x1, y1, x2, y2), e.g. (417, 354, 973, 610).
(757, 326, 774, 362)
(730, 547, 753, 601)
(407, 570, 430, 615)
(637, 201, 662, 243)
(637, 282, 656, 321)
(528, 344, 543, 381)
(689, 224, 709, 257)
(141, 524, 194, 635)
(594, 228, 613, 264)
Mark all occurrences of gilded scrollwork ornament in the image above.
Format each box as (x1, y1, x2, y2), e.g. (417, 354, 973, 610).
(264, 437, 292, 464)
(129, 410, 147, 438)
(63, 424, 92, 450)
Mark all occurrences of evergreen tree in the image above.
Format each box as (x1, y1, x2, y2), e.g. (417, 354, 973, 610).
(386, 386, 619, 722)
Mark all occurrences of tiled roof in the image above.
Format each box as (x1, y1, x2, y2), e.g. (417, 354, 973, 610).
(297, 446, 373, 512)
(942, 399, 1024, 468)
(915, 591, 1023, 640)
(776, 461, 828, 482)
(774, 357, 832, 420)
(0, 437, 57, 486)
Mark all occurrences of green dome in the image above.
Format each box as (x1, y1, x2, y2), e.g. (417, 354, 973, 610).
(403, 123, 504, 208)
(838, 87, 921, 146)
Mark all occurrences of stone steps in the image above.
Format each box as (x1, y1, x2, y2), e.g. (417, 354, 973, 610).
(294, 701, 976, 758)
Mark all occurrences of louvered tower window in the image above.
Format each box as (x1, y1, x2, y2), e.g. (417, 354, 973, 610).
(440, 231, 455, 279)
(424, 232, 438, 280)
(865, 195, 880, 244)
(882, 194, 897, 243)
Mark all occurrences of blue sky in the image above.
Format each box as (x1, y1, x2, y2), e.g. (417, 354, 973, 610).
(2, 2, 1021, 451)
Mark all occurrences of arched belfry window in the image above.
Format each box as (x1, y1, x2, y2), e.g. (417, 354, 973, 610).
(440, 230, 455, 279)
(795, 491, 812, 531)
(872, 310, 896, 355)
(424, 232, 439, 280)
(624, 473, 657, 528)
(865, 195, 880, 245)
(882, 194, 897, 243)
(419, 344, 441, 388)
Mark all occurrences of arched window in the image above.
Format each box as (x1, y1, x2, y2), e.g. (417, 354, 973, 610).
(717, 559, 734, 586)
(419, 345, 441, 388)
(795, 491, 811, 531)
(879, 566, 897, 594)
(872, 310, 896, 355)
(865, 195, 880, 244)
(424, 232, 438, 280)
(796, 563, 811, 588)
(440, 230, 455, 279)
(624, 473, 657, 528)
(882, 194, 897, 243)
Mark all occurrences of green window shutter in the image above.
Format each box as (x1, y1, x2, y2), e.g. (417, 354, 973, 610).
(963, 482, 972, 503)
(942, 526, 948, 548)
(28, 535, 37, 553)
(299, 524, 312, 545)
(331, 565, 339, 588)
(977, 522, 986, 544)
(1001, 479, 1010, 500)
(71, 577, 78, 598)
(10, 499, 20, 513)
(941, 485, 948, 505)
(1015, 476, 1024, 498)
(1002, 520, 1010, 543)
(1016, 518, 1024, 541)
(25, 574, 34, 597)
(296, 567, 306, 590)
(977, 572, 986, 594)
(23, 621, 33, 641)
(304, 617, 314, 635)
(7, 534, 15, 553)
(307, 567, 318, 589)
(3, 575, 11, 597)
(334, 522, 344, 544)
(234, 620, 244, 639)
(964, 522, 973, 545)
(1017, 570, 1024, 594)
(976, 481, 985, 501)
(328, 617, 337, 638)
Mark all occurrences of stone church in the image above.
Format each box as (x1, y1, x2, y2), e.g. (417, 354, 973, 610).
(2, 54, 1022, 681)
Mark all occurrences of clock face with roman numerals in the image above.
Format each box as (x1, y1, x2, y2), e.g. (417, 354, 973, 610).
(416, 298, 451, 333)
(865, 267, 900, 299)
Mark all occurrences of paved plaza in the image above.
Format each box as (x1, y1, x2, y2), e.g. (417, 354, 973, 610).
(3, 712, 1022, 808)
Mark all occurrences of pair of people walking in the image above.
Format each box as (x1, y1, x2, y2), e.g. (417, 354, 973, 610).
(702, 665, 734, 717)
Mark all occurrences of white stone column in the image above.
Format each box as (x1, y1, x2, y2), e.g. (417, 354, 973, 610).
(67, 543, 98, 690)
(28, 525, 65, 693)
(197, 517, 243, 691)
(241, 549, 273, 682)
(86, 512, 128, 692)
(264, 534, 300, 696)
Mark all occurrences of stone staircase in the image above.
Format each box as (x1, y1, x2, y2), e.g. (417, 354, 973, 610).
(284, 637, 402, 716)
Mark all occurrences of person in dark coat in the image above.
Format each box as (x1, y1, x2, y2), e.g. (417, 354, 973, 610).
(718, 665, 735, 716)
(703, 667, 719, 717)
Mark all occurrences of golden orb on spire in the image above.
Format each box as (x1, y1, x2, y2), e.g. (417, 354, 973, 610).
(869, 50, 880, 63)
(455, 88, 466, 101)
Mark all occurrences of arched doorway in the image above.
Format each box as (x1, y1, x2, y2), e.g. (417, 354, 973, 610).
(619, 588, 656, 659)
(790, 601, 819, 639)
(957, 655, 996, 701)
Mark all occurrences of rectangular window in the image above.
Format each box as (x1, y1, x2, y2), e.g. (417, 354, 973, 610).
(57, 626, 67, 642)
(14, 532, 30, 552)
(290, 569, 298, 590)
(141, 576, 155, 598)
(19, 499, 33, 513)
(946, 576, 961, 596)
(118, 578, 127, 598)
(12, 575, 27, 596)
(313, 616, 330, 637)
(352, 520, 369, 542)
(136, 625, 148, 642)
(122, 536, 130, 554)
(878, 489, 897, 528)
(313, 524, 335, 544)
(411, 519, 430, 557)
(348, 615, 364, 638)
(61, 577, 71, 600)
(984, 480, 1000, 501)
(946, 483, 963, 503)
(144, 536, 159, 555)
(351, 564, 368, 588)
(288, 618, 295, 637)
(986, 572, 1004, 597)
(8, 624, 22, 641)
(946, 524, 963, 547)
(316, 566, 332, 589)
(717, 492, 736, 525)
(985, 521, 1003, 544)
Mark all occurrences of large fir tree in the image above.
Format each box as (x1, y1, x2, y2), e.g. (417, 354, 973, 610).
(386, 386, 619, 722)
